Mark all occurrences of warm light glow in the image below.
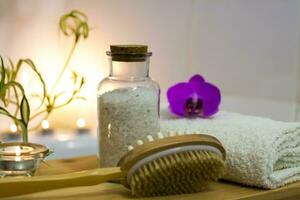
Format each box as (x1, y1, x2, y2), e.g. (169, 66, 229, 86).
(15, 146, 21, 156)
(5, 25, 105, 131)
(54, 133, 74, 141)
(21, 70, 30, 86)
(41, 120, 50, 130)
(10, 124, 17, 133)
(76, 118, 86, 128)
(15, 146, 22, 161)
(15, 156, 21, 162)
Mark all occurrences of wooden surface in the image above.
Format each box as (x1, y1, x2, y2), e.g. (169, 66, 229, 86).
(4, 155, 300, 200)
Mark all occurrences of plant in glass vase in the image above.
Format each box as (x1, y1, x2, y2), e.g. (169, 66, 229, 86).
(0, 10, 90, 177)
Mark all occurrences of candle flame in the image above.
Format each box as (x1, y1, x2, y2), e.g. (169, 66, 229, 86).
(76, 118, 86, 128)
(15, 146, 21, 157)
(41, 120, 50, 130)
(9, 124, 17, 133)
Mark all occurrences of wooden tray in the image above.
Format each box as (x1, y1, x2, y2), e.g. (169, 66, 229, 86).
(5, 156, 300, 200)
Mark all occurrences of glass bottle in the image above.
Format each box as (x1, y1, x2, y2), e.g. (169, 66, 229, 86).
(97, 45, 160, 167)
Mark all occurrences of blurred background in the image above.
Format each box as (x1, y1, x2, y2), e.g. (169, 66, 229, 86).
(0, 0, 299, 158)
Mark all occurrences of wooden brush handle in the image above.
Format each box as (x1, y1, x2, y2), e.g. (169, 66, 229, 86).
(0, 167, 124, 198)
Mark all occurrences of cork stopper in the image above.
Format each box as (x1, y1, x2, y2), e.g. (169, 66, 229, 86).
(107, 45, 152, 62)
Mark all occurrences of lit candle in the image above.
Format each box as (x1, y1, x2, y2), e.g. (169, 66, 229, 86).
(1, 145, 33, 155)
(15, 146, 22, 161)
(76, 118, 86, 128)
(10, 124, 17, 133)
(76, 118, 90, 134)
(42, 120, 50, 130)
(5, 124, 20, 140)
(0, 143, 49, 177)
(41, 120, 53, 135)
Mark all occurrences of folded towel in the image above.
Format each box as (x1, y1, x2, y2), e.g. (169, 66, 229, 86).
(160, 108, 300, 189)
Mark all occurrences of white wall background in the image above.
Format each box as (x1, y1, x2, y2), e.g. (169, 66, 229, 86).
(0, 0, 299, 133)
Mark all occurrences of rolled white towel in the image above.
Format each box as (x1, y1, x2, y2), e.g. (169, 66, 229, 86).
(160, 108, 300, 189)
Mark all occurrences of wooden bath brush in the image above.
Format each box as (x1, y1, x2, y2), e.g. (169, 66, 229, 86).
(0, 133, 226, 198)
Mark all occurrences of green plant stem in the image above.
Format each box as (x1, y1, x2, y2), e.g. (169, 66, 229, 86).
(15, 120, 28, 143)
(12, 85, 20, 117)
(21, 125, 28, 143)
(50, 41, 77, 94)
(30, 109, 48, 121)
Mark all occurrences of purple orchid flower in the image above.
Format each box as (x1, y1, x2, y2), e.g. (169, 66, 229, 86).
(167, 74, 221, 118)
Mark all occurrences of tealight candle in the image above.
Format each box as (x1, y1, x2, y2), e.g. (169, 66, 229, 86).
(15, 146, 21, 162)
(10, 124, 17, 133)
(41, 120, 54, 135)
(1, 145, 34, 155)
(0, 143, 49, 177)
(76, 118, 90, 134)
(5, 124, 21, 140)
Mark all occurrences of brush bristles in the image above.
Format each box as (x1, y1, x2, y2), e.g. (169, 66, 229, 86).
(130, 151, 225, 197)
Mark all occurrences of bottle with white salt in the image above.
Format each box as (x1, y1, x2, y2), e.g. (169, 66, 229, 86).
(97, 45, 160, 167)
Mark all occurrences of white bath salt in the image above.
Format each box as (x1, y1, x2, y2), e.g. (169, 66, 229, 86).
(98, 87, 160, 167)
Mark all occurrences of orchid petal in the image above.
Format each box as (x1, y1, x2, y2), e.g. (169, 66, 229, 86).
(202, 102, 219, 117)
(195, 82, 221, 106)
(167, 83, 194, 116)
(188, 74, 205, 92)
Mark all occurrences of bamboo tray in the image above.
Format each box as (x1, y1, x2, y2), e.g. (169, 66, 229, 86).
(4, 155, 300, 200)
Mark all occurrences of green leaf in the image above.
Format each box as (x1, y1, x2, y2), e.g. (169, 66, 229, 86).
(11, 59, 47, 104)
(59, 9, 89, 42)
(71, 70, 79, 83)
(71, 10, 88, 20)
(13, 59, 22, 79)
(79, 77, 85, 89)
(15, 120, 28, 143)
(77, 22, 89, 39)
(2, 81, 25, 95)
(0, 106, 13, 118)
(0, 57, 7, 105)
(0, 56, 5, 88)
(0, 107, 25, 141)
(7, 58, 15, 81)
(1, 81, 25, 107)
(21, 59, 47, 106)
(46, 149, 54, 157)
(59, 15, 72, 36)
(8, 58, 15, 71)
(20, 96, 30, 126)
(0, 107, 20, 129)
(5, 68, 11, 82)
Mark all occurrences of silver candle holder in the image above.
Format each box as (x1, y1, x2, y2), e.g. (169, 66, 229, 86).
(0, 142, 49, 177)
